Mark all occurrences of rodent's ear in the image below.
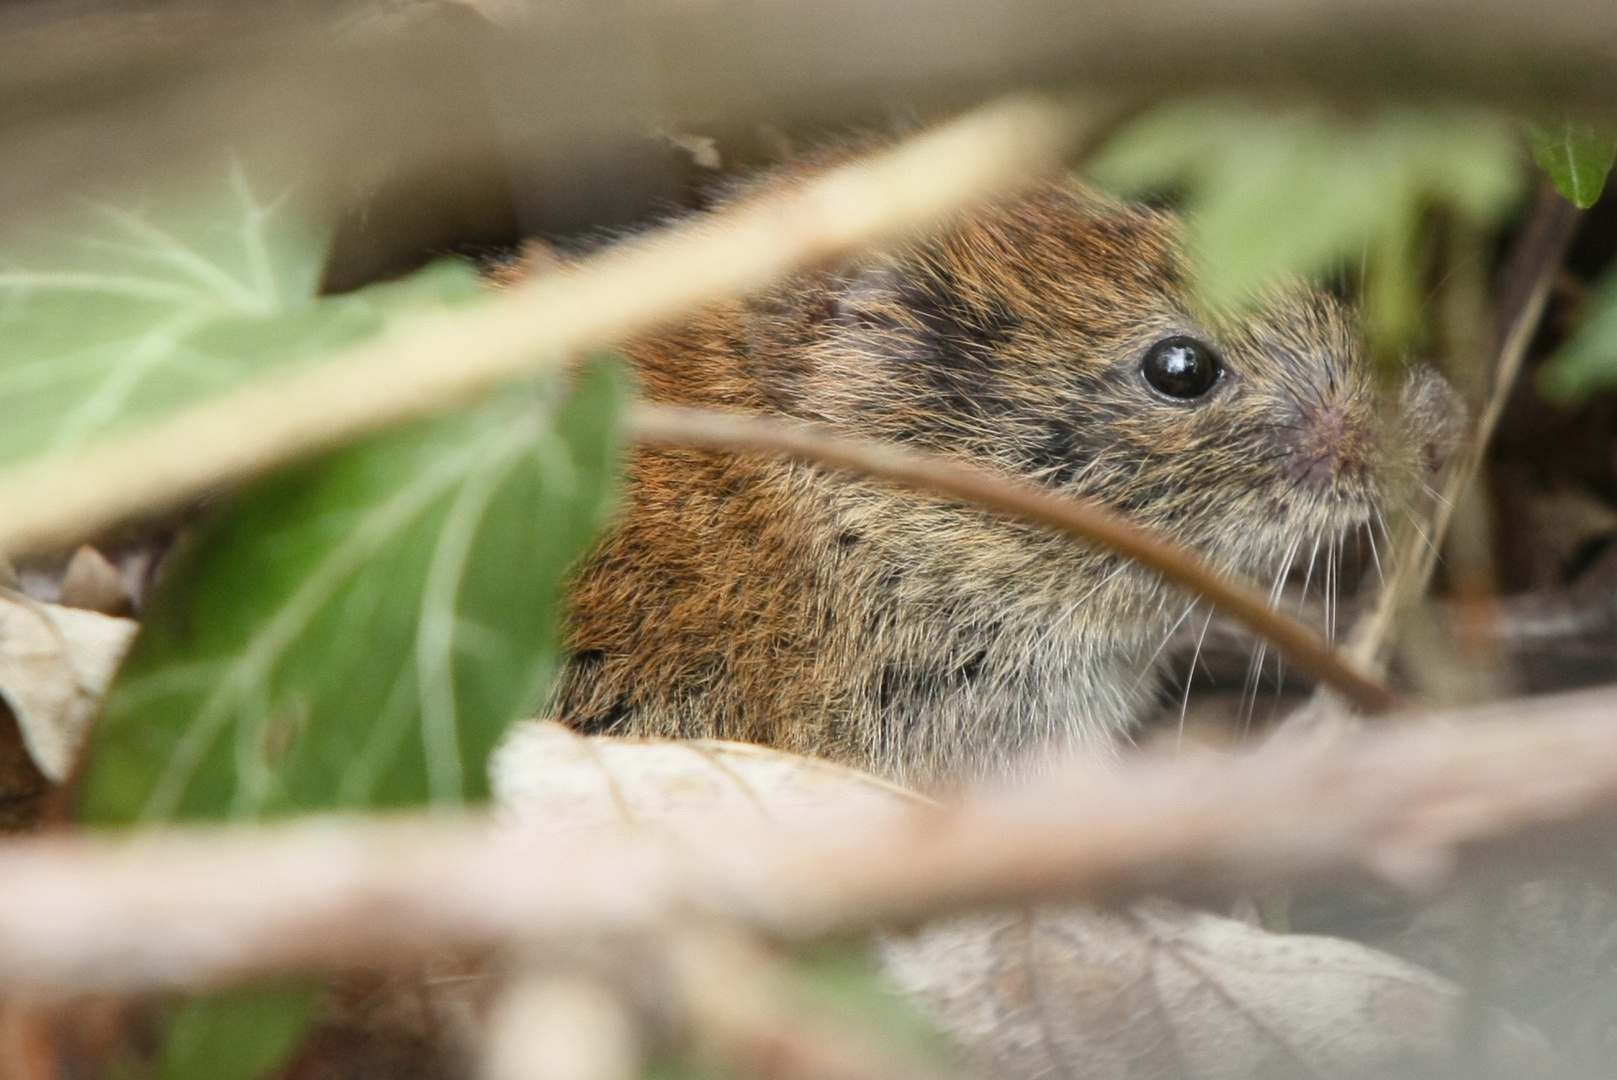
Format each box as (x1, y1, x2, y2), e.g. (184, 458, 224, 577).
(745, 258, 922, 422)
(1401, 364, 1469, 479)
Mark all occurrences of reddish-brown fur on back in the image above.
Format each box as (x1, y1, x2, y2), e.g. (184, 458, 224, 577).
(546, 176, 1452, 787)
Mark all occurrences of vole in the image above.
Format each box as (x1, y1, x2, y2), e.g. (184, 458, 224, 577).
(544, 175, 1456, 788)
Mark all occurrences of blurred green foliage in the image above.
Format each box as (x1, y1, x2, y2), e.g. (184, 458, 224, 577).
(0, 161, 340, 462)
(790, 940, 954, 1066)
(1088, 102, 1526, 359)
(1540, 271, 1617, 401)
(1530, 121, 1617, 209)
(154, 985, 319, 1080)
(1526, 124, 1617, 399)
(1532, 124, 1617, 402)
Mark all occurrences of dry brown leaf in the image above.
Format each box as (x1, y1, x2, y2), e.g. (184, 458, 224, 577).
(883, 903, 1558, 1080)
(492, 721, 1557, 1079)
(492, 719, 925, 829)
(57, 546, 132, 616)
(0, 593, 138, 783)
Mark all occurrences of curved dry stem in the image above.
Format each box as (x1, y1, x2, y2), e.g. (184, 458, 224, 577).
(630, 404, 1401, 715)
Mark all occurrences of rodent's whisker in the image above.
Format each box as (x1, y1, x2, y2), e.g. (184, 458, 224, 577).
(1372, 508, 1398, 568)
(1327, 536, 1345, 645)
(1420, 480, 1455, 510)
(1298, 535, 1322, 616)
(1407, 515, 1439, 559)
(1239, 557, 1295, 732)
(1130, 599, 1198, 697)
(1274, 537, 1303, 608)
(1324, 539, 1335, 646)
(1241, 639, 1270, 735)
(1178, 607, 1217, 746)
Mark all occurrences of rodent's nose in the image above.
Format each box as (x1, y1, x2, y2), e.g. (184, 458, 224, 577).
(1277, 400, 1377, 494)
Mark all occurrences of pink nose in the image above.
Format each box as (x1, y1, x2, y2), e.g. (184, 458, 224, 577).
(1282, 403, 1373, 493)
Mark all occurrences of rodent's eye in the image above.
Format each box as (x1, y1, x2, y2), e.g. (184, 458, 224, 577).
(1140, 336, 1223, 400)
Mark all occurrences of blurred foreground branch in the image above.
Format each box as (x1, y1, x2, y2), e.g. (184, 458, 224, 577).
(3, 0, 1617, 226)
(0, 96, 1093, 557)
(3, 688, 1617, 995)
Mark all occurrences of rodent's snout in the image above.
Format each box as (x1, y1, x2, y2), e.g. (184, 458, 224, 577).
(1265, 359, 1463, 517)
(1273, 394, 1378, 494)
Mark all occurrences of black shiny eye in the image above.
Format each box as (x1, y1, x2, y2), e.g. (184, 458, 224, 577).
(1140, 336, 1223, 400)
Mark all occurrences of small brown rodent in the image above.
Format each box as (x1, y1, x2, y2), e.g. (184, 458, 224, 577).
(546, 174, 1455, 787)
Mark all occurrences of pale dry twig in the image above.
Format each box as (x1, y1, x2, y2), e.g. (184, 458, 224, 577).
(0, 688, 1616, 995)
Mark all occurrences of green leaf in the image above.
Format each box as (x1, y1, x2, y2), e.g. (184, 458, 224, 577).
(0, 160, 487, 462)
(81, 360, 625, 821)
(1530, 121, 1617, 209)
(1088, 103, 1524, 355)
(1539, 269, 1617, 401)
(154, 984, 318, 1080)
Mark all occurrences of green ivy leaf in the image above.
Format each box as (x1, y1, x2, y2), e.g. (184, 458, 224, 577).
(1088, 103, 1524, 356)
(0, 162, 300, 457)
(81, 359, 624, 821)
(0, 160, 496, 461)
(1530, 121, 1617, 209)
(154, 985, 319, 1080)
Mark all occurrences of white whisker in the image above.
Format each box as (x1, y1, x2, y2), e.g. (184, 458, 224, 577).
(1242, 557, 1291, 732)
(1298, 535, 1322, 616)
(1408, 516, 1438, 558)
(1241, 641, 1268, 734)
(1179, 608, 1216, 746)
(1130, 600, 1197, 695)
(1420, 480, 1455, 510)
(1365, 523, 1385, 584)
(1327, 536, 1344, 645)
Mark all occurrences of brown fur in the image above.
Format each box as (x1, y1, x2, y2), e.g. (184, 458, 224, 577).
(544, 176, 1453, 787)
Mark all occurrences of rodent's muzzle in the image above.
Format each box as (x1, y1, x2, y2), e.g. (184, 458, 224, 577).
(1277, 398, 1377, 492)
(1271, 364, 1463, 507)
